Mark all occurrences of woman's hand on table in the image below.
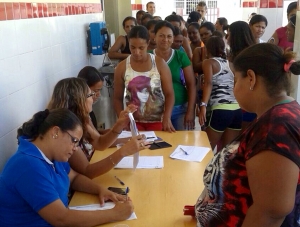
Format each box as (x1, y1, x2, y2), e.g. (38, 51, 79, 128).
(118, 134, 150, 157)
(97, 185, 126, 206)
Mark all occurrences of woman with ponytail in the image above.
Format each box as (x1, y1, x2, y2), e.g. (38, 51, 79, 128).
(0, 109, 134, 226)
(195, 43, 300, 226)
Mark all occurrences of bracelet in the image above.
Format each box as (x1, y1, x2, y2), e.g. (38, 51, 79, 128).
(111, 129, 122, 135)
(109, 156, 116, 166)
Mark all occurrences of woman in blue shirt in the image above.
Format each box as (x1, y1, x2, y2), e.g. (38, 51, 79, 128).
(0, 108, 133, 226)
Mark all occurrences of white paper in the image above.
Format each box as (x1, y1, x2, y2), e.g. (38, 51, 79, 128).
(69, 202, 137, 220)
(117, 131, 132, 139)
(118, 131, 157, 142)
(170, 145, 210, 162)
(115, 156, 164, 169)
(139, 131, 158, 142)
(128, 113, 139, 170)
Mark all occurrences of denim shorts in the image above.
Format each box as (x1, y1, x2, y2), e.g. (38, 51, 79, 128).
(171, 103, 188, 130)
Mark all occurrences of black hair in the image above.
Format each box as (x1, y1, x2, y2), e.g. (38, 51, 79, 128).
(287, 1, 297, 15)
(165, 14, 181, 26)
(197, 1, 207, 9)
(141, 13, 154, 26)
(176, 14, 185, 23)
(187, 11, 201, 24)
(136, 10, 146, 17)
(234, 43, 300, 96)
(200, 22, 216, 33)
(77, 66, 104, 87)
(206, 36, 226, 59)
(146, 19, 159, 30)
(228, 21, 255, 61)
(188, 22, 200, 31)
(212, 30, 224, 38)
(122, 16, 137, 28)
(249, 14, 268, 27)
(17, 109, 81, 141)
(128, 25, 150, 42)
(217, 17, 229, 31)
(173, 26, 182, 36)
(154, 20, 175, 34)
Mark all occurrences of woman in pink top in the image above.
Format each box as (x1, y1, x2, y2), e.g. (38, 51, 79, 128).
(268, 1, 297, 50)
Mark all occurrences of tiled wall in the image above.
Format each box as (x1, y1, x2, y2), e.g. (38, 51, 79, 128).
(0, 2, 102, 20)
(0, 2, 104, 171)
(243, 0, 283, 8)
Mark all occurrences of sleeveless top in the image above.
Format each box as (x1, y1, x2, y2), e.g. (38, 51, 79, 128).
(276, 26, 294, 50)
(121, 35, 131, 54)
(124, 53, 165, 123)
(209, 57, 238, 108)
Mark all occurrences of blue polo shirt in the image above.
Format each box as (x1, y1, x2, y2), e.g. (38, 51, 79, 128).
(0, 137, 70, 226)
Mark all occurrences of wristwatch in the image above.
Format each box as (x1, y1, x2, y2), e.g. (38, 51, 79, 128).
(199, 102, 207, 107)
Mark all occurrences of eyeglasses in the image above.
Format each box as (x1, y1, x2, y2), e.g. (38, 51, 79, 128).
(289, 20, 295, 27)
(65, 131, 80, 147)
(86, 92, 95, 98)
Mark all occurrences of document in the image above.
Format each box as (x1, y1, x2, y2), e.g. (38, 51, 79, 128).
(170, 145, 210, 162)
(117, 131, 158, 142)
(115, 156, 164, 169)
(117, 131, 132, 138)
(69, 202, 137, 220)
(128, 113, 139, 170)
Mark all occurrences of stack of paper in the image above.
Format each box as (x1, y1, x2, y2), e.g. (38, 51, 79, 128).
(69, 202, 137, 220)
(115, 156, 164, 169)
(170, 145, 210, 162)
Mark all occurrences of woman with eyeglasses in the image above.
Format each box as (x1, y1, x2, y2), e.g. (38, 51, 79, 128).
(48, 78, 150, 178)
(0, 109, 134, 226)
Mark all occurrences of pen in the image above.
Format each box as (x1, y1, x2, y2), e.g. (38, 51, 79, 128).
(147, 137, 155, 139)
(180, 147, 188, 155)
(114, 176, 125, 186)
(125, 187, 129, 201)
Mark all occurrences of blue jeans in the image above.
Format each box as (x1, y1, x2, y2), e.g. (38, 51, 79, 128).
(171, 103, 187, 130)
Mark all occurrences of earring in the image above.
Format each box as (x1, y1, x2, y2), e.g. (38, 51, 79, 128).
(250, 87, 253, 91)
(52, 134, 58, 139)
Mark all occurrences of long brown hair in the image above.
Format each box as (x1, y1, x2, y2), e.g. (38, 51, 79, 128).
(47, 78, 89, 137)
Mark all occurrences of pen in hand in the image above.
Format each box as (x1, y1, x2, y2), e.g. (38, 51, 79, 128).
(114, 176, 125, 186)
(125, 187, 129, 201)
(180, 147, 188, 155)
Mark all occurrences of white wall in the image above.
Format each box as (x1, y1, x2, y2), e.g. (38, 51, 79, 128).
(259, 8, 284, 42)
(0, 13, 105, 171)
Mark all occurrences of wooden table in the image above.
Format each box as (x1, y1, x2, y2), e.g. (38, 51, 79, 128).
(69, 131, 212, 227)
